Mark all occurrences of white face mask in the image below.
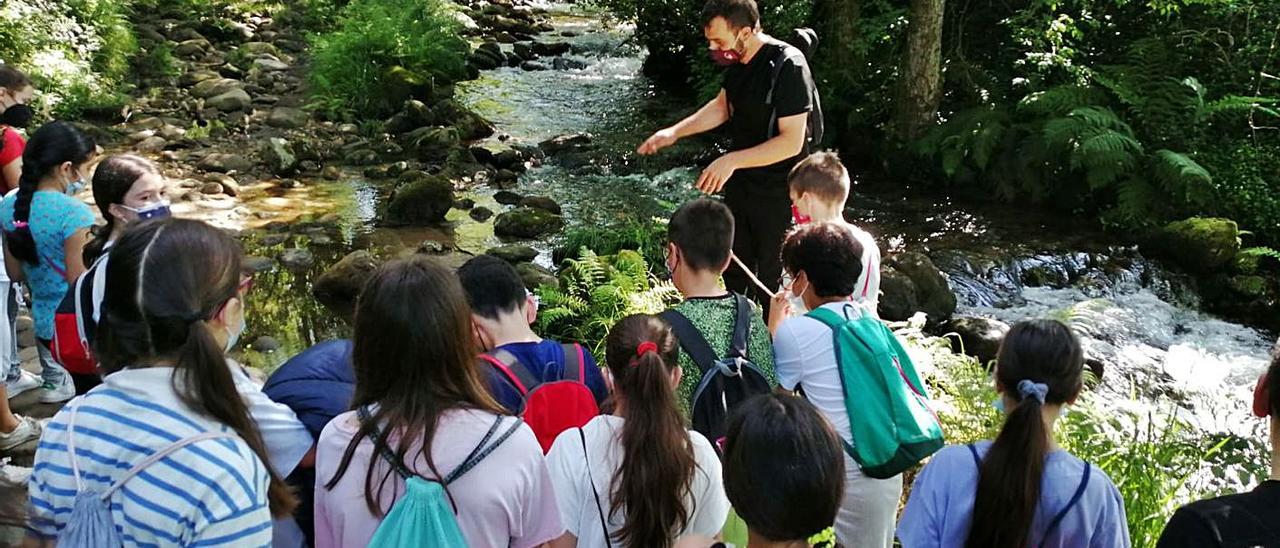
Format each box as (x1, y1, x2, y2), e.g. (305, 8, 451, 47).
(783, 272, 808, 314)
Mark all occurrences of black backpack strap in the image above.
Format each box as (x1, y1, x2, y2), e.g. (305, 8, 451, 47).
(659, 309, 717, 375)
(727, 294, 752, 360)
(445, 416, 524, 484)
(560, 343, 585, 383)
(480, 349, 538, 396)
(357, 405, 416, 480)
(1038, 463, 1092, 548)
(967, 443, 981, 469)
(579, 427, 613, 548)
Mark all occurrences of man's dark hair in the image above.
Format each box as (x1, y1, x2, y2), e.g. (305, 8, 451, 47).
(668, 198, 735, 273)
(457, 255, 527, 319)
(701, 0, 760, 30)
(723, 393, 844, 542)
(780, 223, 863, 298)
(788, 151, 850, 204)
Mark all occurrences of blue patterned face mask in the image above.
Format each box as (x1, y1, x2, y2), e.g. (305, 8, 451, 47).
(65, 177, 86, 196)
(992, 396, 1006, 414)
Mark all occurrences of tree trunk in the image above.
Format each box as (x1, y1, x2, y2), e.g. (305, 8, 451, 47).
(813, 0, 861, 69)
(893, 0, 945, 141)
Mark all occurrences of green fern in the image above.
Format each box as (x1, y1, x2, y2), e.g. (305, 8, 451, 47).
(1150, 150, 1213, 208)
(1017, 85, 1108, 117)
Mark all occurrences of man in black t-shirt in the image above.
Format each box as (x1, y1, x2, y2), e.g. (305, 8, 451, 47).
(1157, 338, 1280, 547)
(639, 0, 820, 306)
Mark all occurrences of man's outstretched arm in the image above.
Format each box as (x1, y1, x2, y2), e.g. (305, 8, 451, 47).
(638, 90, 730, 155)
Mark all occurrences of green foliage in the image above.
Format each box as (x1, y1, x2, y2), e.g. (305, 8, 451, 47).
(535, 248, 681, 357)
(308, 0, 469, 120)
(554, 217, 669, 274)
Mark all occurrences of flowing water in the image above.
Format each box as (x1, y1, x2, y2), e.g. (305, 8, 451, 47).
(239, 3, 1275, 449)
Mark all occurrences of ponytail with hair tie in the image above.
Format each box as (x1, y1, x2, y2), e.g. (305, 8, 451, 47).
(635, 341, 659, 359)
(1016, 380, 1049, 404)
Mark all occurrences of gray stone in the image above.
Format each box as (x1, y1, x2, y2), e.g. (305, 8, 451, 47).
(262, 138, 298, 176)
(249, 336, 281, 353)
(173, 38, 211, 58)
(200, 182, 225, 195)
(520, 61, 549, 71)
(267, 107, 308, 129)
(136, 136, 167, 153)
(243, 256, 276, 272)
(883, 253, 957, 325)
(406, 126, 461, 161)
(197, 153, 254, 173)
(495, 207, 564, 239)
(191, 78, 244, 99)
(279, 248, 316, 271)
(539, 133, 592, 155)
(487, 245, 539, 264)
(494, 190, 524, 205)
(941, 316, 1010, 366)
(516, 262, 558, 291)
(518, 196, 561, 215)
(253, 57, 290, 72)
(552, 57, 588, 71)
(313, 250, 382, 316)
(240, 41, 279, 56)
(470, 207, 494, 222)
(532, 41, 571, 56)
(179, 69, 221, 87)
(206, 89, 252, 112)
(386, 174, 455, 226)
(322, 166, 343, 180)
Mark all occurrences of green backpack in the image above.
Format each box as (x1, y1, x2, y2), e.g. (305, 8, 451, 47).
(806, 305, 944, 479)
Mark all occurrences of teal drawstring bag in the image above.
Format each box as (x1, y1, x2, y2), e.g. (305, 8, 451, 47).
(360, 406, 524, 548)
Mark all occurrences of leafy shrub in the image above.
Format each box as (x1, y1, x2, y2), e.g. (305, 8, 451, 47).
(308, 0, 470, 120)
(535, 248, 681, 357)
(553, 217, 669, 274)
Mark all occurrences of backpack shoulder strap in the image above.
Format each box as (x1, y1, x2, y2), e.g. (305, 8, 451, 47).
(659, 309, 717, 375)
(967, 443, 982, 469)
(103, 430, 238, 500)
(727, 294, 752, 360)
(1038, 462, 1093, 548)
(805, 306, 846, 329)
(444, 416, 524, 484)
(358, 405, 416, 480)
(479, 349, 536, 396)
(560, 343, 585, 383)
(578, 427, 613, 548)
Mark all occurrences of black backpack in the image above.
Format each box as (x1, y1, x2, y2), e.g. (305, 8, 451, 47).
(768, 27, 825, 149)
(661, 294, 773, 451)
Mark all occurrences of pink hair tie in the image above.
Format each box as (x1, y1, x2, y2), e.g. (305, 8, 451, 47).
(11, 221, 27, 229)
(635, 341, 659, 358)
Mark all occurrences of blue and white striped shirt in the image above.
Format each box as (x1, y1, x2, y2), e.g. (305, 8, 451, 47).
(28, 367, 273, 547)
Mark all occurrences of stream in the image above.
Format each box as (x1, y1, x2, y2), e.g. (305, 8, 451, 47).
(233, 2, 1274, 457)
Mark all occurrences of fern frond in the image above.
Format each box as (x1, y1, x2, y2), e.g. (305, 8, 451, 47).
(1150, 149, 1212, 207)
(1017, 85, 1108, 117)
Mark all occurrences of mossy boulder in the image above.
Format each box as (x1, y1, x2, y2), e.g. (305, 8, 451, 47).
(487, 244, 539, 263)
(517, 262, 558, 291)
(1143, 217, 1241, 274)
(884, 252, 957, 325)
(313, 250, 382, 317)
(495, 207, 564, 239)
(385, 174, 455, 226)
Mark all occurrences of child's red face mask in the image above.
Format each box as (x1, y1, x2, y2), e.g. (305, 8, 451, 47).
(791, 204, 811, 225)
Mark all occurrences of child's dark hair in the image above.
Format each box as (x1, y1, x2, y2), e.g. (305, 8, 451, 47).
(723, 393, 844, 542)
(967, 319, 1085, 548)
(84, 154, 159, 265)
(0, 65, 31, 92)
(457, 254, 528, 320)
(700, 0, 759, 29)
(780, 222, 863, 297)
(668, 198, 735, 272)
(327, 256, 505, 516)
(603, 314, 697, 548)
(3, 121, 96, 265)
(94, 218, 297, 517)
(788, 151, 850, 204)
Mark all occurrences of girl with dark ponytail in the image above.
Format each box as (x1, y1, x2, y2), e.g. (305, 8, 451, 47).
(546, 314, 729, 548)
(898, 319, 1130, 548)
(83, 154, 168, 265)
(0, 120, 96, 405)
(0, 64, 35, 191)
(28, 218, 297, 545)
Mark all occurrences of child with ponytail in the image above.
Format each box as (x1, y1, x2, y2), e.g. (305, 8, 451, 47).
(547, 314, 729, 548)
(0, 120, 96, 405)
(898, 319, 1130, 548)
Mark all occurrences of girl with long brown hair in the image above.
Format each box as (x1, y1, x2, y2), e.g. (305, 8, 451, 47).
(898, 319, 1129, 548)
(547, 314, 729, 548)
(314, 256, 565, 548)
(27, 218, 295, 545)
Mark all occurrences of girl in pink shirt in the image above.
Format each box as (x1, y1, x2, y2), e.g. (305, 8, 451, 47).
(313, 256, 566, 548)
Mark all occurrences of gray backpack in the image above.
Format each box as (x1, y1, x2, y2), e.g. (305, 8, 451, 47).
(56, 401, 237, 547)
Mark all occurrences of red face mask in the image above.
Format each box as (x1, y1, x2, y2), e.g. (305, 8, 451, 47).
(791, 204, 811, 225)
(709, 48, 741, 66)
(1253, 371, 1271, 418)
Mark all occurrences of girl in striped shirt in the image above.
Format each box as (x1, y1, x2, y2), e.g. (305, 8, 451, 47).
(27, 218, 297, 546)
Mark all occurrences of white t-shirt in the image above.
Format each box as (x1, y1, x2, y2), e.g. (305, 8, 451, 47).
(546, 415, 730, 546)
(844, 223, 882, 310)
(774, 302, 857, 446)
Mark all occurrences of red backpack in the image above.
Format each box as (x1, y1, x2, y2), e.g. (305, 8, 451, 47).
(51, 255, 106, 376)
(479, 343, 598, 453)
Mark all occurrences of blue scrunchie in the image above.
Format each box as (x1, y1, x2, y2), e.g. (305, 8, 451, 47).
(1017, 380, 1049, 404)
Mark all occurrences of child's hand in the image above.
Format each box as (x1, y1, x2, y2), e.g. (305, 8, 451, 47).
(767, 291, 792, 336)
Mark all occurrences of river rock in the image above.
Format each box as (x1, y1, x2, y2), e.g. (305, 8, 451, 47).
(197, 153, 254, 173)
(322, 166, 343, 180)
(386, 174, 455, 226)
(240, 41, 279, 57)
(885, 252, 957, 325)
(519, 196, 561, 215)
(383, 65, 436, 106)
(253, 56, 291, 72)
(179, 69, 221, 87)
(520, 61, 549, 71)
(470, 207, 495, 222)
(262, 138, 298, 176)
(492, 149, 525, 169)
(191, 78, 244, 99)
(487, 244, 539, 264)
(552, 57, 588, 71)
(532, 41, 571, 56)
(496, 32, 519, 44)
(136, 136, 168, 153)
(513, 42, 536, 60)
(434, 100, 495, 141)
(249, 336, 281, 353)
(495, 207, 564, 239)
(539, 133, 592, 155)
(470, 50, 502, 71)
(1143, 217, 1241, 274)
(206, 89, 252, 112)
(416, 240, 449, 255)
(313, 250, 381, 315)
(267, 107, 308, 129)
(406, 126, 461, 161)
(243, 256, 275, 273)
(279, 248, 316, 271)
(173, 38, 211, 58)
(517, 262, 558, 291)
(494, 190, 524, 205)
(941, 316, 1009, 366)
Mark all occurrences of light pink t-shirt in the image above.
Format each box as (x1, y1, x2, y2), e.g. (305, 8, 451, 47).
(313, 408, 565, 548)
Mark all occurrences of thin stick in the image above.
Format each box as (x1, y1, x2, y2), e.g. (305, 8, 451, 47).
(730, 252, 776, 296)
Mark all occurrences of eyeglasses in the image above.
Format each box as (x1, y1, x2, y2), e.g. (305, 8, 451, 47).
(212, 275, 255, 319)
